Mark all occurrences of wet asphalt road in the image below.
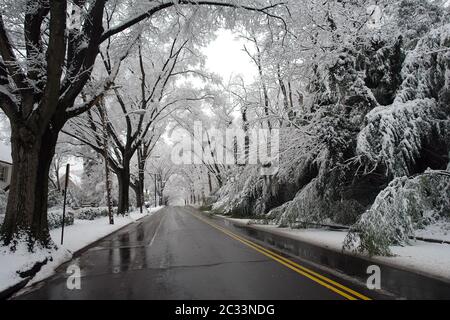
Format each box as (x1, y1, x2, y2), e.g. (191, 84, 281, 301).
(15, 206, 374, 300)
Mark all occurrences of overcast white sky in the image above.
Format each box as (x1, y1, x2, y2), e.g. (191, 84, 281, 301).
(203, 29, 257, 84)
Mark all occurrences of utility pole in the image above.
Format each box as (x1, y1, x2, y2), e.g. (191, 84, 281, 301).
(157, 174, 162, 206)
(100, 102, 114, 225)
(154, 173, 157, 208)
(60, 163, 70, 245)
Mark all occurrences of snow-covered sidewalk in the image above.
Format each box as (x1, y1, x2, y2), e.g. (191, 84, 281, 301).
(222, 217, 450, 282)
(0, 206, 164, 294)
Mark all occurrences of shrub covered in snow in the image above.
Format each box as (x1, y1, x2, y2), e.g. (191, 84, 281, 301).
(47, 209, 75, 230)
(344, 171, 450, 256)
(74, 207, 117, 220)
(47, 188, 64, 209)
(48, 187, 81, 209)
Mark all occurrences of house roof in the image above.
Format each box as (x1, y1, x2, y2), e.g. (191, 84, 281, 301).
(0, 142, 12, 164)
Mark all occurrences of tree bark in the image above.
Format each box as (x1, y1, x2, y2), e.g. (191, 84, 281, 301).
(159, 190, 164, 206)
(137, 147, 145, 208)
(1, 125, 59, 247)
(207, 172, 212, 193)
(116, 160, 131, 215)
(131, 183, 143, 208)
(101, 104, 114, 225)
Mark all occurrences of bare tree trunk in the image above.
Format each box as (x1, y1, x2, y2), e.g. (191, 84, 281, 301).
(1, 126, 58, 247)
(137, 147, 145, 209)
(131, 183, 143, 209)
(208, 172, 212, 193)
(105, 160, 114, 224)
(158, 187, 164, 206)
(100, 104, 114, 225)
(116, 161, 131, 215)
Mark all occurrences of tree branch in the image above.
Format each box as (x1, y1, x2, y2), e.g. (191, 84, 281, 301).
(0, 14, 28, 92)
(36, 0, 67, 131)
(100, 1, 286, 42)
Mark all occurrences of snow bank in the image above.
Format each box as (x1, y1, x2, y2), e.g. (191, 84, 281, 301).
(0, 238, 53, 293)
(415, 219, 450, 242)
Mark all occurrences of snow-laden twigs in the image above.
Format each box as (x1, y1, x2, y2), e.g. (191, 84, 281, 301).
(345, 171, 450, 256)
(65, 32, 141, 118)
(100, 1, 288, 43)
(357, 98, 449, 177)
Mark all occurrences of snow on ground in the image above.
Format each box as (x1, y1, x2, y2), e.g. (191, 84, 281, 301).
(0, 206, 164, 293)
(224, 218, 450, 281)
(414, 219, 450, 242)
(0, 238, 53, 293)
(386, 241, 450, 281)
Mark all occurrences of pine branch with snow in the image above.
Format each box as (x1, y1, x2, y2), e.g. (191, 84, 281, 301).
(344, 170, 450, 256)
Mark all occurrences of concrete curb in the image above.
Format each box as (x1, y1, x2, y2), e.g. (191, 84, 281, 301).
(0, 278, 30, 300)
(218, 216, 450, 300)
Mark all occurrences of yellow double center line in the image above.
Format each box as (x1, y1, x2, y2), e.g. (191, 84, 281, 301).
(191, 212, 371, 301)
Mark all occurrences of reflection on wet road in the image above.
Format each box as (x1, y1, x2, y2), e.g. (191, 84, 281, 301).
(16, 206, 368, 300)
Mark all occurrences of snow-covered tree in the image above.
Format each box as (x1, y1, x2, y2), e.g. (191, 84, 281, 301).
(213, 0, 450, 255)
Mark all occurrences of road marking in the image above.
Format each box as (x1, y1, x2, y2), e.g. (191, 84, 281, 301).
(149, 213, 165, 247)
(190, 212, 371, 301)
